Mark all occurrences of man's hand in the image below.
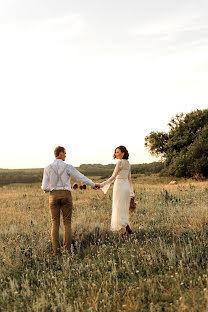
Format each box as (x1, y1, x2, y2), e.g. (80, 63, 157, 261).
(93, 183, 100, 190)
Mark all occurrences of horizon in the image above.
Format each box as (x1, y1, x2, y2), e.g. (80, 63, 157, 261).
(0, 159, 161, 170)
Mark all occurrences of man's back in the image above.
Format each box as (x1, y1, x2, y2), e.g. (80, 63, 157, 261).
(42, 159, 95, 192)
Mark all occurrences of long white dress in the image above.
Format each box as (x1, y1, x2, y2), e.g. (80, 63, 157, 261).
(100, 159, 134, 231)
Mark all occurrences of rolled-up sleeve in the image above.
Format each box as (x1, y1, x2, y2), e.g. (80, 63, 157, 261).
(41, 167, 50, 192)
(67, 165, 95, 187)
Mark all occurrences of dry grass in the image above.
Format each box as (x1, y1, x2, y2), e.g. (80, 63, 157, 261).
(1, 177, 208, 311)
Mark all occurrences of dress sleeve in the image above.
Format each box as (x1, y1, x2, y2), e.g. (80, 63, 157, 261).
(100, 161, 122, 194)
(128, 168, 135, 197)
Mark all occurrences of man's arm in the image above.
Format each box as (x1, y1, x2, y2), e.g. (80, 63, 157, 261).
(41, 168, 50, 192)
(67, 164, 96, 188)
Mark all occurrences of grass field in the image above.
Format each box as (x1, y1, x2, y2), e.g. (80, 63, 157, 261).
(1, 176, 208, 311)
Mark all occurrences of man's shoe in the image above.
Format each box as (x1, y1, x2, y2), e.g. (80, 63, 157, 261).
(53, 253, 62, 257)
(62, 250, 71, 257)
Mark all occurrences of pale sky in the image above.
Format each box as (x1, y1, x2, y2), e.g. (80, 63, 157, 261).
(0, 0, 208, 168)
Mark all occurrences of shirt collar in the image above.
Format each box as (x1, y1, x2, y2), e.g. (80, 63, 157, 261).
(53, 159, 64, 163)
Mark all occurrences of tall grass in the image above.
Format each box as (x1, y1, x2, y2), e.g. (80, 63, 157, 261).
(1, 178, 208, 311)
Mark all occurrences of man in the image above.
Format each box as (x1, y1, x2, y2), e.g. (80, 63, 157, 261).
(41, 146, 100, 256)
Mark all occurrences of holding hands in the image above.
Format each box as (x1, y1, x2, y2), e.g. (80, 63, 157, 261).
(93, 183, 101, 190)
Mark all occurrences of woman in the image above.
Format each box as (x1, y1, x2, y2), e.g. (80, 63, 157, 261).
(100, 146, 135, 238)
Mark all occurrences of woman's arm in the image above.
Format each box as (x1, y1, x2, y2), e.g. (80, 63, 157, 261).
(100, 161, 122, 193)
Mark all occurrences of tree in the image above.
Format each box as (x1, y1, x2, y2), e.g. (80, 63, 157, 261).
(145, 109, 208, 177)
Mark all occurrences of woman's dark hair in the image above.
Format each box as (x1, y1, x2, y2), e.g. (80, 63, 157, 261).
(113, 146, 129, 159)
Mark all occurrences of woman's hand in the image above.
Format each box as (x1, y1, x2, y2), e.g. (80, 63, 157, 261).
(93, 183, 100, 190)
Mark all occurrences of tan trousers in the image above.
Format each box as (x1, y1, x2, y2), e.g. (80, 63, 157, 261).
(49, 190, 73, 256)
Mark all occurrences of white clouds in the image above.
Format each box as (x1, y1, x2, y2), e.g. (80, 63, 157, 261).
(132, 10, 208, 47)
(0, 13, 85, 48)
(33, 14, 85, 41)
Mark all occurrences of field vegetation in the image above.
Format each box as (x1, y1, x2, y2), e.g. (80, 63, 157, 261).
(1, 176, 208, 311)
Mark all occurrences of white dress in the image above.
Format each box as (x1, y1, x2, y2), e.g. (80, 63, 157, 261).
(100, 159, 134, 231)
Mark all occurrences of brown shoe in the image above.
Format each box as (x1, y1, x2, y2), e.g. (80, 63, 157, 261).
(62, 250, 71, 257)
(53, 252, 62, 257)
(52, 248, 62, 257)
(126, 225, 133, 234)
(120, 228, 127, 239)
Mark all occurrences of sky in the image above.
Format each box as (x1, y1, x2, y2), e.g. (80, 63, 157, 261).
(0, 0, 208, 168)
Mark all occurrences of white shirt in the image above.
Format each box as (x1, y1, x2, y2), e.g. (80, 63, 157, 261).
(41, 159, 95, 192)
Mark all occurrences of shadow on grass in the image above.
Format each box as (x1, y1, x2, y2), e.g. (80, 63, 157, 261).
(73, 226, 117, 249)
(3, 226, 208, 265)
(72, 226, 208, 252)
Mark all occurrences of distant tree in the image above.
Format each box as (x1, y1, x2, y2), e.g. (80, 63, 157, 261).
(145, 109, 208, 177)
(131, 162, 164, 175)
